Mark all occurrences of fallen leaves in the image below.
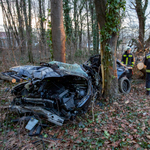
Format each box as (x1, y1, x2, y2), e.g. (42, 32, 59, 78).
(7, 131, 15, 137)
(111, 140, 121, 147)
(121, 124, 126, 128)
(104, 130, 110, 138)
(83, 128, 89, 132)
(94, 128, 99, 133)
(141, 122, 146, 131)
(0, 78, 150, 149)
(146, 135, 150, 140)
(125, 100, 130, 104)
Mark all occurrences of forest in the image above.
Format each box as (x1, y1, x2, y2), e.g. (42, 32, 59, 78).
(0, 0, 150, 149)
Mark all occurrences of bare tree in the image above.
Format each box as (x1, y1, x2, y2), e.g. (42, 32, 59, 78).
(23, 0, 33, 63)
(16, 0, 25, 54)
(129, 0, 148, 50)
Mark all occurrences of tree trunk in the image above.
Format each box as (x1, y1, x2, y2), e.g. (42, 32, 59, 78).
(94, 0, 118, 98)
(63, 0, 72, 39)
(89, 0, 97, 53)
(86, 1, 90, 52)
(51, 0, 66, 62)
(135, 0, 148, 51)
(101, 33, 118, 97)
(28, 0, 33, 63)
(96, 23, 99, 53)
(16, 0, 25, 54)
(23, 0, 33, 63)
(79, 8, 82, 51)
(39, 0, 46, 57)
(74, 0, 78, 54)
(6, 0, 20, 47)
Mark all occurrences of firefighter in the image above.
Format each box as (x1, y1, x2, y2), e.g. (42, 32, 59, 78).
(144, 52, 150, 95)
(121, 46, 134, 79)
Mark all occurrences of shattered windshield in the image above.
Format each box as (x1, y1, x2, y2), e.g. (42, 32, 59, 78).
(48, 61, 88, 77)
(9, 61, 88, 79)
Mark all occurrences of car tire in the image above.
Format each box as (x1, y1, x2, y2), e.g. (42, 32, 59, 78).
(119, 77, 131, 94)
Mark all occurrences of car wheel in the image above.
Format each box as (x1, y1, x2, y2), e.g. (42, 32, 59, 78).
(119, 77, 131, 93)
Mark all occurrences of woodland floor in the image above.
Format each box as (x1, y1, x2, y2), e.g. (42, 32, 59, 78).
(0, 69, 150, 150)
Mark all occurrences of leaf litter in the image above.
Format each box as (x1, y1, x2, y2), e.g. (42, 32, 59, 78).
(0, 78, 150, 149)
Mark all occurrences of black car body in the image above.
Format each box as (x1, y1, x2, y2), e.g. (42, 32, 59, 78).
(5, 55, 131, 126)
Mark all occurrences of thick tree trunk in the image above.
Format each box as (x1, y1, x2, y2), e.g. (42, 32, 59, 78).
(100, 33, 118, 97)
(139, 18, 144, 50)
(51, 0, 66, 62)
(94, 0, 118, 98)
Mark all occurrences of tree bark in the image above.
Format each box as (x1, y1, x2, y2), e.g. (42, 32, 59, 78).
(96, 23, 99, 53)
(28, 0, 33, 63)
(23, 0, 33, 63)
(16, 0, 25, 54)
(6, 0, 20, 47)
(134, 0, 148, 51)
(86, 1, 90, 52)
(94, 0, 118, 98)
(73, 0, 78, 54)
(51, 0, 66, 62)
(79, 5, 82, 51)
(39, 0, 46, 56)
(63, 0, 72, 39)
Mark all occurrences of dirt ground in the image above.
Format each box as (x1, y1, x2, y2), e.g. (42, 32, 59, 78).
(0, 68, 150, 150)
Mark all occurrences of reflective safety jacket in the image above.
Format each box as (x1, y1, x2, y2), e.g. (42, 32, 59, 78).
(144, 53, 150, 73)
(121, 52, 134, 67)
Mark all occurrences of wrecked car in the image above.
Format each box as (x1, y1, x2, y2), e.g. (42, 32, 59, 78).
(4, 55, 131, 126)
(10, 60, 94, 126)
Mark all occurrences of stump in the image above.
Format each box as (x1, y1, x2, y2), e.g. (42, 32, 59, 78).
(137, 62, 146, 77)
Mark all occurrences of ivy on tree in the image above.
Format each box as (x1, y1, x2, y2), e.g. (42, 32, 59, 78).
(101, 0, 126, 68)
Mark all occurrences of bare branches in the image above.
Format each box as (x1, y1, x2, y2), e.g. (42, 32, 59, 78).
(143, 0, 148, 13)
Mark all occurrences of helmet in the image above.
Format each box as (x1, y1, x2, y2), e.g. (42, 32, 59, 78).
(126, 46, 131, 51)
